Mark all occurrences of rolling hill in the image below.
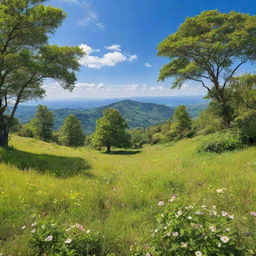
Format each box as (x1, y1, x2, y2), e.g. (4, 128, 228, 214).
(14, 100, 175, 134)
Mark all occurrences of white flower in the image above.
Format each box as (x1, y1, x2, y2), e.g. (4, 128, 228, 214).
(86, 229, 91, 234)
(65, 238, 72, 244)
(221, 211, 229, 217)
(172, 232, 179, 237)
(211, 211, 217, 216)
(209, 225, 216, 232)
(0, 253, 3, 256)
(212, 205, 216, 209)
(145, 253, 151, 256)
(226, 228, 231, 232)
(21, 225, 26, 230)
(187, 216, 192, 220)
(181, 242, 188, 248)
(216, 189, 223, 193)
(195, 251, 202, 256)
(31, 229, 36, 233)
(157, 201, 165, 207)
(228, 215, 234, 219)
(195, 211, 204, 215)
(201, 205, 206, 209)
(168, 194, 177, 202)
(176, 210, 182, 217)
(45, 235, 53, 242)
(220, 236, 230, 243)
(217, 242, 222, 247)
(154, 229, 158, 233)
(31, 222, 37, 227)
(166, 232, 171, 237)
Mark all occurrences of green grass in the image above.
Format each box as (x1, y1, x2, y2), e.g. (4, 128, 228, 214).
(1, 135, 256, 255)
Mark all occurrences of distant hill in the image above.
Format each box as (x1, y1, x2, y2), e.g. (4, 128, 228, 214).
(14, 100, 175, 134)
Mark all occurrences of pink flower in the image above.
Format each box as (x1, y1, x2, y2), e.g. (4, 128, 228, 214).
(250, 212, 256, 217)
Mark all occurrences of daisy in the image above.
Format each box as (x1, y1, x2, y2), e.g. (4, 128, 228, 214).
(45, 235, 53, 242)
(65, 238, 72, 244)
(220, 236, 230, 243)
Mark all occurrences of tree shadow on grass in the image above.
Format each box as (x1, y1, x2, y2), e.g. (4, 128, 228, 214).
(103, 150, 141, 155)
(0, 148, 93, 178)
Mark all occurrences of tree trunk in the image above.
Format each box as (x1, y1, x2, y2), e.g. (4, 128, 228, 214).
(106, 144, 111, 152)
(0, 125, 9, 147)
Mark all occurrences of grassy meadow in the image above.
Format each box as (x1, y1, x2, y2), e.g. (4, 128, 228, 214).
(1, 135, 256, 255)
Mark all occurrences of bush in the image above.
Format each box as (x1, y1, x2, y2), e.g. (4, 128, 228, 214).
(198, 132, 243, 153)
(17, 124, 34, 138)
(132, 192, 254, 256)
(29, 219, 103, 256)
(235, 111, 256, 144)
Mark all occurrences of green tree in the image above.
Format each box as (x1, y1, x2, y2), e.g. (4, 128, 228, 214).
(0, 0, 84, 147)
(166, 106, 192, 140)
(59, 114, 84, 147)
(92, 108, 131, 152)
(157, 10, 256, 127)
(33, 105, 54, 141)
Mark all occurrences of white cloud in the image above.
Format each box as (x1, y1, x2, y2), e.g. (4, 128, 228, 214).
(105, 44, 121, 51)
(79, 44, 138, 69)
(44, 82, 205, 99)
(77, 1, 104, 29)
(145, 63, 152, 68)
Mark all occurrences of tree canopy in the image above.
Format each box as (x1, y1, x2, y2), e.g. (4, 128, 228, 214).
(59, 114, 85, 147)
(0, 0, 84, 146)
(92, 108, 131, 152)
(157, 10, 256, 126)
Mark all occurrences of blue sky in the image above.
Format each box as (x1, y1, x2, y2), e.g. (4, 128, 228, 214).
(44, 0, 256, 99)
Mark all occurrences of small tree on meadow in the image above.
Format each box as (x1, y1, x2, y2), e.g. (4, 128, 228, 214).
(33, 105, 54, 141)
(168, 105, 192, 140)
(59, 114, 84, 147)
(92, 108, 131, 152)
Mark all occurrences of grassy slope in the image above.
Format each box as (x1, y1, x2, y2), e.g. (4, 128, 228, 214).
(1, 135, 256, 255)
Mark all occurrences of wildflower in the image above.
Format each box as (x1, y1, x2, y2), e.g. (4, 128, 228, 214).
(211, 211, 217, 216)
(187, 216, 192, 220)
(31, 222, 37, 227)
(45, 235, 53, 242)
(195, 251, 202, 256)
(157, 201, 164, 207)
(168, 194, 177, 202)
(181, 242, 188, 248)
(31, 229, 36, 233)
(226, 228, 231, 232)
(0, 253, 2, 256)
(221, 211, 229, 217)
(201, 205, 206, 209)
(166, 232, 171, 237)
(175, 210, 182, 217)
(154, 229, 158, 233)
(21, 225, 26, 230)
(216, 189, 224, 193)
(212, 205, 216, 209)
(209, 225, 216, 232)
(145, 253, 151, 256)
(228, 215, 234, 219)
(250, 212, 256, 216)
(217, 242, 221, 247)
(195, 211, 204, 215)
(65, 238, 72, 244)
(86, 229, 91, 234)
(220, 236, 230, 243)
(172, 232, 179, 237)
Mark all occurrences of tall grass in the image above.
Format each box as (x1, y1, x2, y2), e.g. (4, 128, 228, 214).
(0, 135, 256, 255)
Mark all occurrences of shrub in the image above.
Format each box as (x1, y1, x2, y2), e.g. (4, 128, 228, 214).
(198, 132, 243, 153)
(132, 193, 254, 256)
(17, 124, 35, 138)
(234, 111, 256, 144)
(29, 219, 103, 256)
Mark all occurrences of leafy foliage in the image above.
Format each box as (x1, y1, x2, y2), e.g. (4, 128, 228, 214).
(59, 114, 85, 147)
(30, 219, 103, 256)
(198, 132, 243, 153)
(92, 108, 131, 151)
(33, 105, 54, 142)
